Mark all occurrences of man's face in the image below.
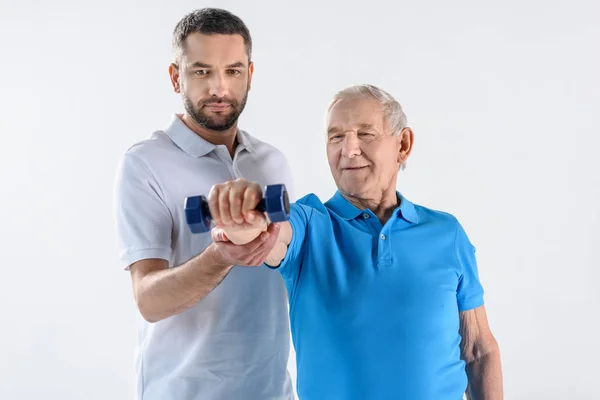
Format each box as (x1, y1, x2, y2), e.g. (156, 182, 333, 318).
(326, 96, 407, 199)
(171, 33, 253, 131)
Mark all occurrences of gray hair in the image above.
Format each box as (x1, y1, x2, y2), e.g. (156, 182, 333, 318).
(327, 84, 409, 170)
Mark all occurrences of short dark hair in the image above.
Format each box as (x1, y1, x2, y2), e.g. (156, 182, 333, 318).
(172, 8, 252, 64)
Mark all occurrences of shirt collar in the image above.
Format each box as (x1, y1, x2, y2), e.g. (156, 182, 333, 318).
(236, 128, 255, 154)
(325, 190, 419, 223)
(163, 114, 254, 157)
(396, 193, 419, 223)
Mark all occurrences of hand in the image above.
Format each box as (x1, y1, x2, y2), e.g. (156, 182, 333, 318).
(207, 178, 264, 227)
(210, 222, 281, 267)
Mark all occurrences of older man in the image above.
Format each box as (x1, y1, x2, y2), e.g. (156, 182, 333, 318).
(208, 84, 503, 399)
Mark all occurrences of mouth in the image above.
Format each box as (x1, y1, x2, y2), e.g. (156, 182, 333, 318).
(342, 166, 369, 171)
(204, 103, 232, 112)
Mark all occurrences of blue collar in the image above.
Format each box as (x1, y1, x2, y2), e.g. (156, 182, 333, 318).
(163, 114, 254, 157)
(325, 190, 419, 223)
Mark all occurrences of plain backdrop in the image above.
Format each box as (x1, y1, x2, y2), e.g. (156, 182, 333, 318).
(1, 0, 599, 399)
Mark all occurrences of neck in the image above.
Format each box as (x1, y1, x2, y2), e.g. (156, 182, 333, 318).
(342, 187, 399, 225)
(180, 113, 238, 157)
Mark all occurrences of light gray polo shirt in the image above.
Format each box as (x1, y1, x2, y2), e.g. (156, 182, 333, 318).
(113, 114, 295, 400)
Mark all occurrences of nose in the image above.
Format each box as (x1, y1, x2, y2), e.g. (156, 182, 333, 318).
(341, 134, 361, 158)
(208, 72, 228, 98)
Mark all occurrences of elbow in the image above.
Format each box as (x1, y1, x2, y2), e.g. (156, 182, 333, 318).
(135, 292, 164, 323)
(140, 311, 161, 324)
(466, 337, 501, 365)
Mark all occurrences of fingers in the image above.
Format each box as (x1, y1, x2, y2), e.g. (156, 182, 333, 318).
(248, 226, 280, 266)
(207, 185, 222, 227)
(245, 210, 266, 226)
(208, 179, 261, 227)
(211, 227, 230, 243)
(212, 223, 281, 267)
(247, 223, 280, 255)
(229, 185, 244, 225)
(242, 182, 263, 223)
(265, 221, 281, 236)
(218, 185, 233, 226)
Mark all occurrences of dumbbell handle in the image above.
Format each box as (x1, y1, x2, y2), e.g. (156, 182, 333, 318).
(184, 183, 289, 234)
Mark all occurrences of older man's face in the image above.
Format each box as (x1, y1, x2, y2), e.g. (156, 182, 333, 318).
(326, 96, 404, 199)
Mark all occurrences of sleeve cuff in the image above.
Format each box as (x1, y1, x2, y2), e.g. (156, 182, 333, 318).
(120, 247, 171, 270)
(457, 293, 485, 312)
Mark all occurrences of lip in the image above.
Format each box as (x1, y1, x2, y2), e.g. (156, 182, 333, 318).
(342, 166, 368, 170)
(204, 104, 231, 112)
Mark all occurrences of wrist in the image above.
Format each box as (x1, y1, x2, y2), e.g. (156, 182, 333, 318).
(203, 243, 234, 272)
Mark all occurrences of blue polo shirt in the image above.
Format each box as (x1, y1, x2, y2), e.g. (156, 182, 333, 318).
(272, 191, 485, 400)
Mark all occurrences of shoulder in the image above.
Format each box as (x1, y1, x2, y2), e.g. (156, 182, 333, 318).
(408, 200, 468, 240)
(116, 131, 181, 182)
(288, 193, 331, 226)
(411, 201, 474, 252)
(241, 130, 288, 160)
(120, 130, 175, 164)
(414, 203, 460, 226)
(294, 193, 328, 211)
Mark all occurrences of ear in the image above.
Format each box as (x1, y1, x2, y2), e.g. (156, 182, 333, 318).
(247, 61, 255, 91)
(169, 63, 181, 93)
(397, 127, 414, 165)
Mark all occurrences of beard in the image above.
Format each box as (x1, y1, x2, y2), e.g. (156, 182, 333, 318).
(183, 90, 249, 132)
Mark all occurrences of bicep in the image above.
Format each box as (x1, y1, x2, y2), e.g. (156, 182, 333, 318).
(454, 219, 484, 311)
(459, 306, 498, 364)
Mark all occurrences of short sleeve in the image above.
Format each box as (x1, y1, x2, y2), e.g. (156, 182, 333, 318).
(455, 219, 485, 311)
(113, 153, 173, 270)
(265, 203, 312, 293)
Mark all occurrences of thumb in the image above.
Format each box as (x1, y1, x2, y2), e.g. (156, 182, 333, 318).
(211, 227, 230, 243)
(265, 222, 281, 238)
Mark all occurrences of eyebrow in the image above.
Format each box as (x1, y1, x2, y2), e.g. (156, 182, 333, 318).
(188, 61, 246, 69)
(327, 123, 376, 135)
(327, 127, 342, 135)
(357, 123, 375, 130)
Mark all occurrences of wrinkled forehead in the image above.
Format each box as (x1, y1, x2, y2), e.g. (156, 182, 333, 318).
(326, 96, 385, 132)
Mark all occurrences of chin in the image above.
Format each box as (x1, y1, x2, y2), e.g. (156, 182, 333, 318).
(338, 182, 370, 197)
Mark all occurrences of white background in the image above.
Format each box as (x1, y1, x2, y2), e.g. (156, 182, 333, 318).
(1, 0, 599, 399)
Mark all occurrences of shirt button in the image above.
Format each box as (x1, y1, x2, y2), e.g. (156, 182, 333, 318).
(380, 234, 386, 240)
(363, 213, 370, 219)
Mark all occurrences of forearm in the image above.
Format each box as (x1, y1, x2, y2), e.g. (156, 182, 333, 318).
(465, 348, 503, 400)
(136, 244, 233, 322)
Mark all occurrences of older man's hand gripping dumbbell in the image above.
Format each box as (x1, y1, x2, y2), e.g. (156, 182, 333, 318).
(184, 179, 293, 266)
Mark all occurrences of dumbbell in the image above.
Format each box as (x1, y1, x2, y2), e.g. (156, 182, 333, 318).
(184, 183, 290, 234)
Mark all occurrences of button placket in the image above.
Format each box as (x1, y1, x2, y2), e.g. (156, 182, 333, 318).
(231, 146, 248, 179)
(377, 228, 392, 267)
(214, 146, 236, 178)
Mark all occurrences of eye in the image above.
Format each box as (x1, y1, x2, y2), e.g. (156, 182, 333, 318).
(328, 134, 343, 142)
(227, 69, 242, 76)
(358, 131, 375, 138)
(194, 70, 209, 76)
